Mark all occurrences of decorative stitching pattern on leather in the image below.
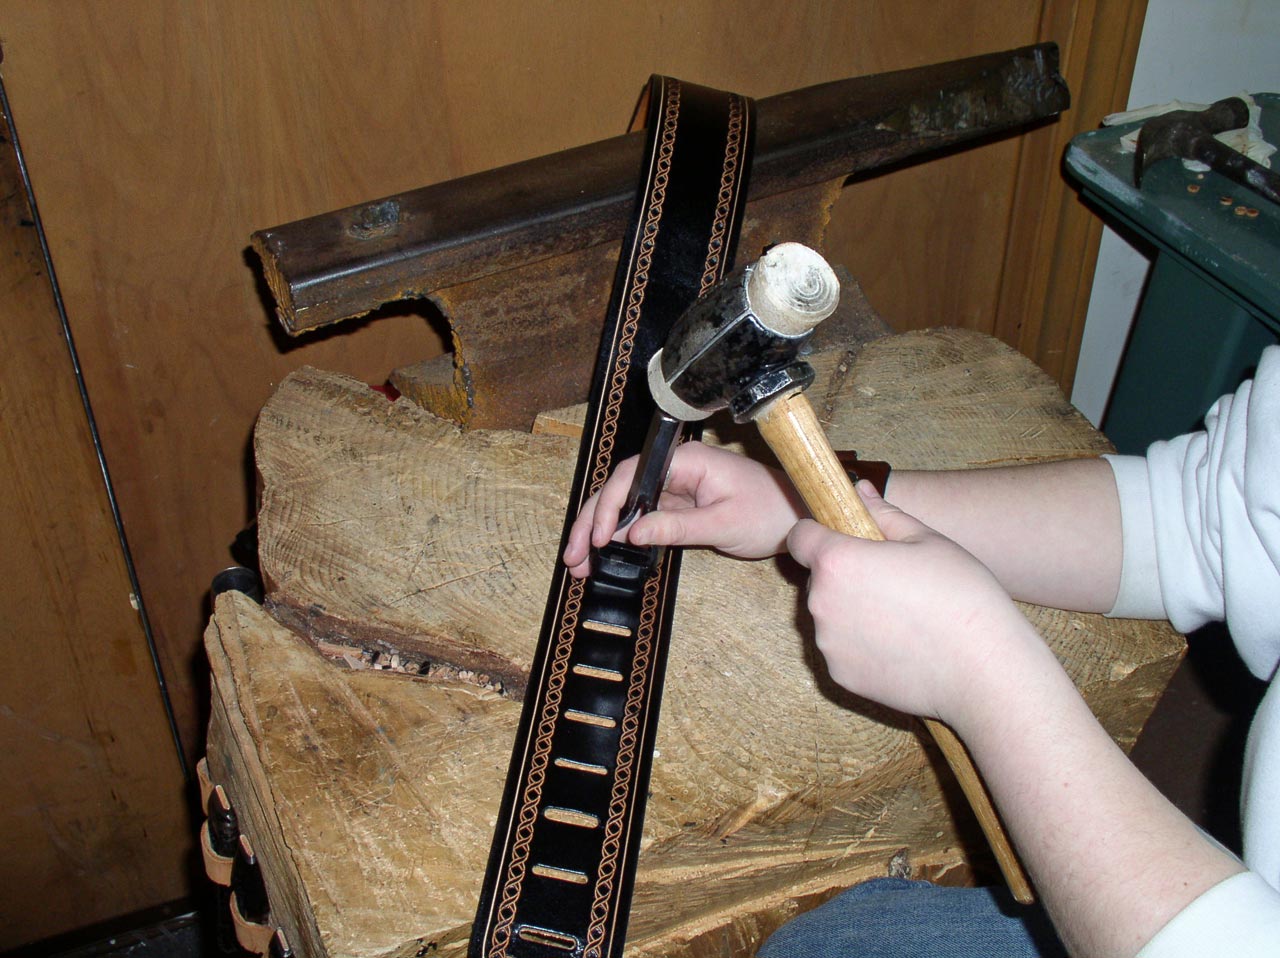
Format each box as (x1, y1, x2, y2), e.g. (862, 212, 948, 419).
(589, 78, 681, 498)
(699, 94, 748, 295)
(486, 576, 586, 956)
(584, 571, 663, 957)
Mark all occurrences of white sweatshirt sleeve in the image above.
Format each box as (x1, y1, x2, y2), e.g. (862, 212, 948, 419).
(1137, 871, 1280, 957)
(1103, 345, 1280, 935)
(1104, 344, 1280, 682)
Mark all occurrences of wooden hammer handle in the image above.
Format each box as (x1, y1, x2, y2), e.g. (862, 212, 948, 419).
(755, 390, 1034, 904)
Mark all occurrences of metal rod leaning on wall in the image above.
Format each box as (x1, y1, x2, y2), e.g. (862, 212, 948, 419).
(0, 65, 191, 784)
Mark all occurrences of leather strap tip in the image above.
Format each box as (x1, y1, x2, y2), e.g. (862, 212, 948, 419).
(267, 928, 295, 958)
(230, 891, 276, 955)
(196, 756, 214, 814)
(200, 822, 234, 886)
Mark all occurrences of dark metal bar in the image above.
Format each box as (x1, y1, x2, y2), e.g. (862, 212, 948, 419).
(253, 43, 1068, 334)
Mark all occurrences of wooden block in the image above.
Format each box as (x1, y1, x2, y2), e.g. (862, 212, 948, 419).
(207, 329, 1183, 958)
(530, 403, 586, 438)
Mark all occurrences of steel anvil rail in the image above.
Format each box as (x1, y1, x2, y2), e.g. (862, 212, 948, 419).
(252, 43, 1067, 335)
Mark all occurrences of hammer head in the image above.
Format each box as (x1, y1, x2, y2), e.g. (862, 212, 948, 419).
(648, 243, 840, 423)
(1133, 96, 1250, 188)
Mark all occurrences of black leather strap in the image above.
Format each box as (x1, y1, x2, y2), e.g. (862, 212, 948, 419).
(470, 76, 754, 958)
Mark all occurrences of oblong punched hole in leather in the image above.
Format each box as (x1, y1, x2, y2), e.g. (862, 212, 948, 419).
(516, 926, 581, 952)
(553, 756, 610, 775)
(572, 663, 624, 682)
(581, 619, 633, 637)
(531, 863, 589, 885)
(544, 806, 601, 829)
(564, 709, 617, 729)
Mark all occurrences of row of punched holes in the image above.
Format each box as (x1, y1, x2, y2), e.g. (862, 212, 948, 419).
(515, 617, 633, 952)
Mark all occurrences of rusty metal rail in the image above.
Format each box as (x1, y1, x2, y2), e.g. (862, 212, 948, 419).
(252, 44, 1068, 335)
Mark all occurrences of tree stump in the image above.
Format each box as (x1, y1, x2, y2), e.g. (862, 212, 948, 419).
(203, 328, 1184, 958)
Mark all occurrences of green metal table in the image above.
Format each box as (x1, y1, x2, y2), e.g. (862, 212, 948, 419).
(1065, 92, 1280, 454)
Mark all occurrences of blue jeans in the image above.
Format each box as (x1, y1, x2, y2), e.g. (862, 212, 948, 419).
(756, 879, 1067, 957)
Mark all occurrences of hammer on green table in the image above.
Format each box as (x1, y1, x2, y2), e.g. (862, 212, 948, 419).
(1134, 96, 1280, 206)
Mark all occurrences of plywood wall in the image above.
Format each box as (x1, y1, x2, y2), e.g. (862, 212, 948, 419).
(0, 81, 189, 947)
(0, 0, 1143, 945)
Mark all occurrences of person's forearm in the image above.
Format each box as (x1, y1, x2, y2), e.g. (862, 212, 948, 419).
(886, 458, 1122, 613)
(949, 623, 1243, 956)
(787, 482, 1241, 954)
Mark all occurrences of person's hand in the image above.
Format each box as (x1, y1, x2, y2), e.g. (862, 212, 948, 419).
(562, 442, 804, 578)
(787, 481, 1045, 728)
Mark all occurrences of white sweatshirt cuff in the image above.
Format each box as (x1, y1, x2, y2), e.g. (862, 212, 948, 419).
(1138, 871, 1280, 956)
(1103, 454, 1168, 620)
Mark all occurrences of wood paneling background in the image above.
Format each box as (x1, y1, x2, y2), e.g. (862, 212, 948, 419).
(0, 80, 191, 946)
(0, 0, 1143, 946)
